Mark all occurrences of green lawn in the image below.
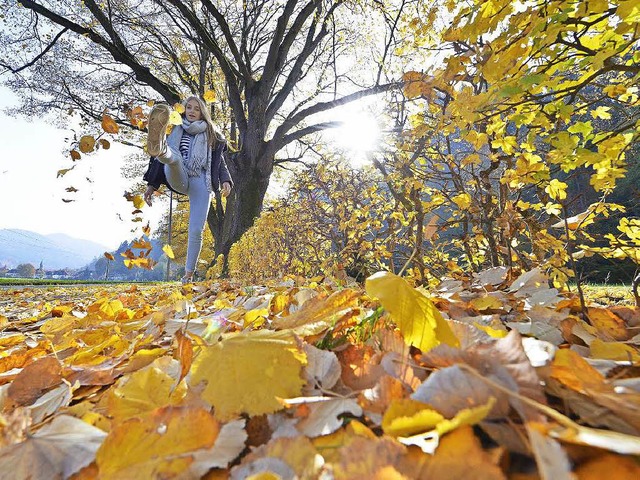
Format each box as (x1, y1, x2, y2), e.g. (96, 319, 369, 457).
(0, 277, 167, 286)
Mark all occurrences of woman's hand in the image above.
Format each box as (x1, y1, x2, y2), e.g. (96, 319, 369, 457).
(144, 185, 156, 206)
(221, 182, 231, 198)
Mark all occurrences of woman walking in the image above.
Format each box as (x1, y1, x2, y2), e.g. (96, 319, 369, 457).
(143, 96, 233, 284)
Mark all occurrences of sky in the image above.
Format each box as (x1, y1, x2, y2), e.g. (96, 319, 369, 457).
(0, 86, 165, 250)
(0, 85, 380, 251)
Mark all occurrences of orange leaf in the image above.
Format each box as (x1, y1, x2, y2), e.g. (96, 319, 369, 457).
(174, 330, 194, 384)
(101, 114, 119, 134)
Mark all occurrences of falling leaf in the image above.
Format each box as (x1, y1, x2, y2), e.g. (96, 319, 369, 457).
(169, 111, 183, 126)
(132, 238, 152, 250)
(56, 166, 75, 178)
(189, 329, 307, 421)
(173, 103, 185, 114)
(104, 252, 115, 261)
(366, 271, 459, 353)
(98, 139, 111, 150)
(70, 150, 81, 161)
(142, 223, 151, 236)
(62, 198, 75, 203)
(101, 114, 119, 134)
(203, 89, 216, 103)
(95, 406, 219, 479)
(78, 135, 96, 153)
(0, 415, 106, 480)
(65, 186, 78, 193)
(163, 244, 175, 259)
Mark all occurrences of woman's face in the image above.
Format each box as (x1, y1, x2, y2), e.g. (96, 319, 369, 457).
(185, 99, 202, 122)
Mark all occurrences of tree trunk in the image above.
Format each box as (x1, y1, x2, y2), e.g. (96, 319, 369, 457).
(208, 146, 273, 267)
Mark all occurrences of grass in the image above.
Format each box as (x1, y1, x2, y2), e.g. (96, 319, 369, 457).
(577, 283, 635, 306)
(0, 278, 167, 286)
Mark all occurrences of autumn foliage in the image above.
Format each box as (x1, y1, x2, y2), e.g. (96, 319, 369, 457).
(2, 268, 640, 478)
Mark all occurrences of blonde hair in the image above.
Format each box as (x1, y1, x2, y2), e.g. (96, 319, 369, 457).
(183, 95, 225, 147)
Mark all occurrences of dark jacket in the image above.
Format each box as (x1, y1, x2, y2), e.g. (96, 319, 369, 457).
(143, 140, 233, 194)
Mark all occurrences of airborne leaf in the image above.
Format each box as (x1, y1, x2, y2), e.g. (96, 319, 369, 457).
(101, 113, 119, 134)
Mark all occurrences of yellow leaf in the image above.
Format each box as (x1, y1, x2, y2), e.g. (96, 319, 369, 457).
(79, 135, 96, 153)
(96, 406, 219, 480)
(244, 308, 269, 328)
(169, 110, 183, 126)
(452, 193, 472, 210)
(108, 364, 187, 420)
(163, 244, 175, 259)
(203, 89, 216, 103)
(57, 166, 76, 178)
(189, 329, 307, 421)
(591, 106, 612, 120)
(545, 179, 567, 201)
(173, 102, 185, 114)
(365, 271, 459, 353)
(101, 114, 119, 134)
(590, 339, 640, 362)
(575, 453, 640, 479)
(383, 398, 495, 438)
(104, 252, 115, 261)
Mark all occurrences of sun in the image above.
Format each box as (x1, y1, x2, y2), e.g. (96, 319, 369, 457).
(325, 104, 381, 165)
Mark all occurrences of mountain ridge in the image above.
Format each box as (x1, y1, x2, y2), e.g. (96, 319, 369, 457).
(0, 228, 110, 270)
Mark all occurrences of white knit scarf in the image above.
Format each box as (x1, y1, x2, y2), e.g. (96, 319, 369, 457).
(167, 119, 210, 177)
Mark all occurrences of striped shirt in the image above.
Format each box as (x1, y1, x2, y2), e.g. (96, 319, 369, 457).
(179, 132, 192, 161)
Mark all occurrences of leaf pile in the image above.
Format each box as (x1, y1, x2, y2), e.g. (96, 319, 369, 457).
(1, 269, 640, 479)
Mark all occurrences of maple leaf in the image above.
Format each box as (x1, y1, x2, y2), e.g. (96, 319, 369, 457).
(189, 329, 307, 421)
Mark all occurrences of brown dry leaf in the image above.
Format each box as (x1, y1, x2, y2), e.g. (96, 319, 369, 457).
(330, 432, 406, 480)
(288, 397, 363, 437)
(0, 415, 106, 480)
(28, 382, 74, 424)
(587, 307, 630, 341)
(302, 344, 341, 395)
(96, 406, 219, 480)
(0, 408, 31, 448)
(185, 419, 247, 477)
(271, 289, 360, 336)
(548, 349, 640, 434)
(575, 453, 640, 479)
(174, 330, 194, 385)
(395, 426, 506, 480)
(412, 364, 510, 420)
(189, 330, 307, 421)
(6, 356, 63, 408)
(337, 344, 385, 391)
(526, 424, 574, 480)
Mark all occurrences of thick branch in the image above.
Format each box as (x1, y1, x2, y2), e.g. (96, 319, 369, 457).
(17, 0, 180, 103)
(273, 82, 399, 149)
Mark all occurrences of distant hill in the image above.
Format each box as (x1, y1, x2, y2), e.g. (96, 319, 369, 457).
(0, 229, 109, 269)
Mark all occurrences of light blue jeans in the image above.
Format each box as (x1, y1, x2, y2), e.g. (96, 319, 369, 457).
(158, 146, 210, 274)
